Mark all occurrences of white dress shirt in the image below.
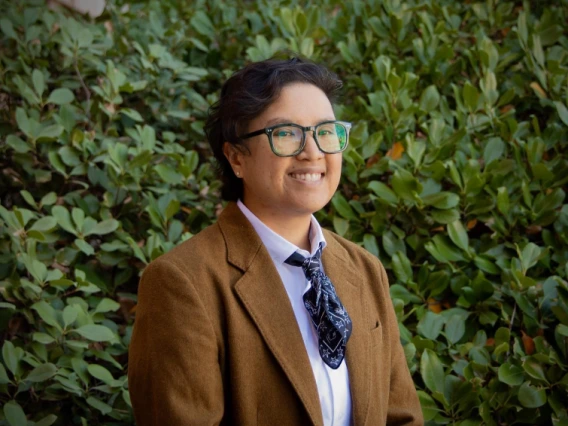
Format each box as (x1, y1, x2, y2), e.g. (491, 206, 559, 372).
(237, 200, 352, 426)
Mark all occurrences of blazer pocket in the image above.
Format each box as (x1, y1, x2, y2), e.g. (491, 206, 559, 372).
(370, 320, 383, 347)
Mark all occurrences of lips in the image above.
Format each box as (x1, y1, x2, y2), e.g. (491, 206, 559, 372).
(289, 172, 324, 182)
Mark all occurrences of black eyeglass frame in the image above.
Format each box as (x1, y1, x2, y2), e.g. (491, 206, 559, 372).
(238, 120, 352, 157)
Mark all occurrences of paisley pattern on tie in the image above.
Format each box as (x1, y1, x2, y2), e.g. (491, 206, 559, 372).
(285, 243, 352, 369)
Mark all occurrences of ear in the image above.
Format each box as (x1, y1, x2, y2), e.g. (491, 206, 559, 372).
(223, 142, 245, 177)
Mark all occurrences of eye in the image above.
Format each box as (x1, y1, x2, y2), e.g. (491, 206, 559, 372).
(318, 129, 333, 136)
(275, 130, 294, 137)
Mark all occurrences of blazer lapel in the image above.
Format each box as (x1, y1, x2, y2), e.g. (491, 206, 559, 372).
(218, 203, 324, 426)
(322, 231, 372, 426)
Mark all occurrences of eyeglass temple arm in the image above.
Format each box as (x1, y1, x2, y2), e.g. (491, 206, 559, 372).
(239, 129, 267, 140)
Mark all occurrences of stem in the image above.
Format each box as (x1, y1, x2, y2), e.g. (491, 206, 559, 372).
(74, 55, 91, 127)
(506, 302, 517, 358)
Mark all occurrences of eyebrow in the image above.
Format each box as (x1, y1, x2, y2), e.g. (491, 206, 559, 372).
(264, 117, 336, 127)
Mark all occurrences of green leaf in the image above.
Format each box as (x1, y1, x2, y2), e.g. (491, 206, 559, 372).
(483, 137, 505, 165)
(2, 341, 21, 376)
(331, 193, 358, 220)
(73, 209, 88, 231)
(474, 256, 500, 275)
(517, 12, 528, 43)
(392, 251, 413, 284)
(368, 181, 398, 204)
(3, 400, 27, 426)
(518, 243, 542, 273)
(20, 190, 37, 209)
(417, 311, 446, 340)
(122, 389, 132, 407)
(557, 324, 568, 337)
(445, 314, 465, 344)
(76, 28, 93, 48)
(31, 300, 62, 331)
(47, 88, 75, 105)
(72, 324, 115, 342)
(86, 396, 112, 415)
(392, 169, 421, 201)
(51, 206, 77, 235)
(280, 7, 296, 35)
(554, 101, 568, 127)
(165, 199, 180, 221)
(0, 363, 9, 384)
(406, 138, 426, 167)
(72, 208, 86, 231)
(518, 382, 547, 408)
(71, 357, 89, 386)
(63, 305, 78, 328)
(40, 192, 57, 206)
(382, 231, 405, 257)
(35, 414, 57, 426)
(87, 364, 115, 385)
(85, 219, 119, 236)
(120, 108, 144, 122)
(0, 302, 16, 311)
(431, 209, 460, 224)
(37, 124, 64, 141)
(417, 390, 439, 421)
(422, 192, 460, 209)
(26, 363, 57, 382)
(523, 358, 548, 383)
(75, 238, 94, 256)
(419, 85, 440, 113)
(190, 10, 216, 39)
(155, 164, 184, 184)
(32, 332, 56, 344)
(94, 298, 120, 314)
(0, 18, 17, 39)
(463, 82, 479, 111)
(363, 234, 379, 257)
(498, 363, 524, 386)
(6, 135, 30, 153)
(15, 107, 30, 136)
(448, 220, 469, 252)
(333, 216, 349, 236)
(497, 187, 510, 215)
(32, 69, 45, 97)
(30, 217, 58, 233)
(421, 349, 445, 394)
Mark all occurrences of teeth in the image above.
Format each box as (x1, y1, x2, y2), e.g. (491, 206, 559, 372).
(290, 173, 322, 182)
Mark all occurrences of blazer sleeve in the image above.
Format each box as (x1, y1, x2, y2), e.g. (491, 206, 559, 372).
(378, 261, 424, 425)
(128, 258, 224, 425)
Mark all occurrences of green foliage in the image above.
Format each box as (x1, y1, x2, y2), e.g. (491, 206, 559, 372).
(1, 0, 567, 424)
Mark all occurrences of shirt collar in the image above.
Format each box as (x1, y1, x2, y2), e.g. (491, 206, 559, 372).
(236, 199, 327, 264)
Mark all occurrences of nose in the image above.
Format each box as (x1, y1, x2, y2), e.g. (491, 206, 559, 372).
(297, 130, 324, 160)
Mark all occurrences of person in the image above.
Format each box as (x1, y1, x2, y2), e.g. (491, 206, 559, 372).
(127, 57, 423, 426)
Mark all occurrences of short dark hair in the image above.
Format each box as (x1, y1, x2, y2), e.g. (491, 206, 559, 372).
(204, 57, 343, 201)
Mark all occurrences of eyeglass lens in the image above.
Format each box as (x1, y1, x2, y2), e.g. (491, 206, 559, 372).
(271, 123, 348, 155)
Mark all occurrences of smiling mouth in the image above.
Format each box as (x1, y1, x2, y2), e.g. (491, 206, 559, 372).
(289, 173, 324, 182)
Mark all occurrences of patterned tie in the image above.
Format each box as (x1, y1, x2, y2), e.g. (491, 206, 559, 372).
(285, 243, 352, 369)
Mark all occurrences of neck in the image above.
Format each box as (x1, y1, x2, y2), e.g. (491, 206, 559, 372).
(241, 201, 312, 251)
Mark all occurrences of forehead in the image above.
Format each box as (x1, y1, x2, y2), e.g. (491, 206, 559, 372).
(253, 83, 335, 127)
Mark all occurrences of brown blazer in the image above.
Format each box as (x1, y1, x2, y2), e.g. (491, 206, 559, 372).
(128, 202, 423, 425)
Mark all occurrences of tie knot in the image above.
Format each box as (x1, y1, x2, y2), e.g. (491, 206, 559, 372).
(284, 244, 323, 277)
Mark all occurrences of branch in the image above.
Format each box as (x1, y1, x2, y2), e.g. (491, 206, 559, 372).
(74, 57, 91, 128)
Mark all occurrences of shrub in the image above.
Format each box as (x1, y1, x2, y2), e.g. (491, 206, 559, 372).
(0, 0, 567, 425)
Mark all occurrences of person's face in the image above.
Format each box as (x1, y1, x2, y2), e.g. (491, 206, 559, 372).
(224, 82, 343, 220)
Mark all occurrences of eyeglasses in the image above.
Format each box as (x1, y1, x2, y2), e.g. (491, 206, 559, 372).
(238, 120, 352, 157)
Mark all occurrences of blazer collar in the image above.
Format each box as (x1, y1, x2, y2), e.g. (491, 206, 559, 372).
(218, 202, 372, 426)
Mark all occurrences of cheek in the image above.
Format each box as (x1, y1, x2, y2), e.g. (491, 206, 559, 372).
(328, 156, 343, 178)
